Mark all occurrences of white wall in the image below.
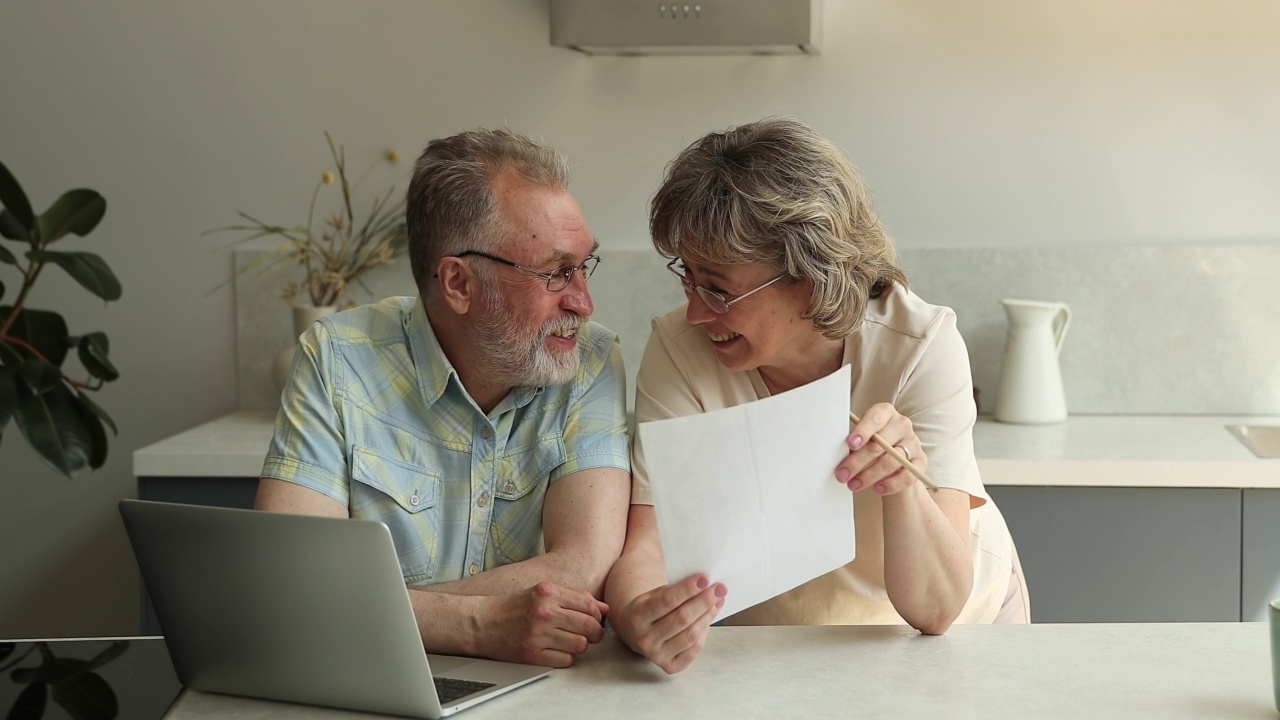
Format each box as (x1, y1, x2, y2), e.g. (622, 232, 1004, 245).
(1, 0, 1277, 636)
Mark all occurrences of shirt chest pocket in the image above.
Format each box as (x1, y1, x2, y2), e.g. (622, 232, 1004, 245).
(351, 446, 442, 585)
(488, 433, 565, 566)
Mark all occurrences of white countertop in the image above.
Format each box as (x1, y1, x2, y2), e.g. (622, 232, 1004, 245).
(974, 415, 1280, 488)
(163, 623, 1276, 719)
(133, 411, 1280, 487)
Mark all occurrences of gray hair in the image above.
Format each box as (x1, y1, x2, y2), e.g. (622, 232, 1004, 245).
(406, 128, 571, 291)
(650, 116, 906, 338)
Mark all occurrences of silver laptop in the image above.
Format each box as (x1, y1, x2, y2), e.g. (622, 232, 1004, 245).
(119, 499, 551, 718)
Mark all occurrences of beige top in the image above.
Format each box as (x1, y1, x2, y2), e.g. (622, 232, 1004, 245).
(631, 284, 1016, 625)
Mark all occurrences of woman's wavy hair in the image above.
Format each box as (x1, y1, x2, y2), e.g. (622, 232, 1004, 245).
(650, 116, 906, 338)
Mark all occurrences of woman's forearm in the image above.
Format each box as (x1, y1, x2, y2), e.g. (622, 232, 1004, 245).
(880, 485, 974, 634)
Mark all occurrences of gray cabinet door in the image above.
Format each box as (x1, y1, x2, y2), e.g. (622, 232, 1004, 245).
(987, 487, 1241, 623)
(1242, 489, 1280, 622)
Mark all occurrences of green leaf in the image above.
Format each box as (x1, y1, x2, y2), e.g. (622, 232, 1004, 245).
(0, 209, 29, 241)
(0, 307, 71, 367)
(73, 392, 108, 469)
(51, 671, 117, 720)
(0, 366, 15, 434)
(16, 358, 60, 394)
(77, 333, 118, 382)
(0, 243, 15, 265)
(0, 160, 35, 235)
(37, 189, 106, 245)
(13, 381, 91, 478)
(26, 251, 121, 302)
(7, 680, 47, 720)
(74, 390, 116, 436)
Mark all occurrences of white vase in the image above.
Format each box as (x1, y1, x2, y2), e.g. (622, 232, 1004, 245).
(271, 305, 337, 395)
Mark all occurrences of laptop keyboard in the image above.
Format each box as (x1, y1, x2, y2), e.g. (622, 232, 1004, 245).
(434, 677, 497, 705)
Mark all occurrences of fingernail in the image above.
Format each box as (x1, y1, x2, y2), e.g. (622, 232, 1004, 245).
(849, 479, 862, 491)
(696, 576, 708, 590)
(849, 434, 864, 450)
(714, 584, 727, 598)
(874, 483, 886, 494)
(836, 468, 850, 483)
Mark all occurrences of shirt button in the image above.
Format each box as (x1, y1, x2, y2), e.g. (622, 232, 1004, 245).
(504, 481, 516, 493)
(409, 493, 420, 507)
(468, 564, 479, 576)
(480, 427, 492, 439)
(478, 492, 489, 508)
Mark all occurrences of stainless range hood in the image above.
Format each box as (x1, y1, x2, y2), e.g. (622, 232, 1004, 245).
(550, 0, 821, 56)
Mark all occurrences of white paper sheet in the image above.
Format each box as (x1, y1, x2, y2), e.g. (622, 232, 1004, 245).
(638, 365, 855, 619)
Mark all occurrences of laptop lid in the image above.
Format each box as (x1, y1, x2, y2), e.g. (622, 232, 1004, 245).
(119, 499, 550, 718)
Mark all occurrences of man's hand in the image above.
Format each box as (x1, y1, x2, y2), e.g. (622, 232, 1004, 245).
(478, 582, 609, 668)
(610, 574, 725, 674)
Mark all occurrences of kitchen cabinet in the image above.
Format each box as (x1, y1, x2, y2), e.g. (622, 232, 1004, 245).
(1242, 489, 1280, 622)
(987, 487, 1242, 622)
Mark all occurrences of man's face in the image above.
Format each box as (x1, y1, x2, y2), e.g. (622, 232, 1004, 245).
(472, 172, 597, 387)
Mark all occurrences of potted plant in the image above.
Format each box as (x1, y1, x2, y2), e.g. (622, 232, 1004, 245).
(206, 133, 408, 391)
(207, 132, 408, 309)
(0, 160, 120, 478)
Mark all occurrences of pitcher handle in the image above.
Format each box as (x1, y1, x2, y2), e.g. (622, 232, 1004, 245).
(1053, 304, 1072, 354)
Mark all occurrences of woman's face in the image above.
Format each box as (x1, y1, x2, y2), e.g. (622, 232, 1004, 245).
(677, 258, 822, 374)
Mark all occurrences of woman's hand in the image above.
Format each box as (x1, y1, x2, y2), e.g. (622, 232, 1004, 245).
(609, 574, 725, 674)
(837, 402, 927, 497)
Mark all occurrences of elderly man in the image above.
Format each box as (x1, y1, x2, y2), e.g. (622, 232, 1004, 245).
(256, 129, 631, 668)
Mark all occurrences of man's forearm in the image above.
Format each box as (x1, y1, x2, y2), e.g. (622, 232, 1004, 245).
(424, 549, 611, 599)
(407, 589, 487, 655)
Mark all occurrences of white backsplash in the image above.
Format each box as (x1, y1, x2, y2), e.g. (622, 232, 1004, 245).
(235, 244, 1280, 415)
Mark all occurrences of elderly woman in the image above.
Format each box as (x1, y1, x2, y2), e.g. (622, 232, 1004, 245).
(604, 117, 1028, 674)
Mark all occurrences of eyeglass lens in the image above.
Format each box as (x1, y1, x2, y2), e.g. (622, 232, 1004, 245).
(547, 256, 599, 291)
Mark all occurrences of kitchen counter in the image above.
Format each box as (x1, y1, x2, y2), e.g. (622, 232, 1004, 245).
(129, 412, 1280, 626)
(134, 411, 1280, 487)
(162, 623, 1276, 719)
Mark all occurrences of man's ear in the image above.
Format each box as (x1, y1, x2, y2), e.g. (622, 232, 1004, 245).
(435, 258, 475, 314)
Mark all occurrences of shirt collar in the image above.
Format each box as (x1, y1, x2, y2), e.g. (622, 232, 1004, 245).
(406, 297, 545, 415)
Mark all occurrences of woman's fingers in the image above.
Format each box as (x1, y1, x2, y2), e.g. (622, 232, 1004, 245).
(839, 402, 924, 494)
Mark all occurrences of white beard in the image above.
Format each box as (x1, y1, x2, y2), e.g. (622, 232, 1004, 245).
(474, 285, 581, 388)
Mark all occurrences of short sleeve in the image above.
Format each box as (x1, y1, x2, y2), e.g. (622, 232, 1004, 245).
(552, 331, 632, 481)
(260, 321, 351, 508)
(895, 309, 988, 508)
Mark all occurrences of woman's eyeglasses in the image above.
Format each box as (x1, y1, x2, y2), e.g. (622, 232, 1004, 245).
(666, 258, 785, 315)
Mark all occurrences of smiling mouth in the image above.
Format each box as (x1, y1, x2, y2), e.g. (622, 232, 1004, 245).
(707, 330, 740, 343)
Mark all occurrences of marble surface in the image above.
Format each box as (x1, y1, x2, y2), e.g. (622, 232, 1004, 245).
(133, 411, 1280, 488)
(233, 243, 1280, 415)
(975, 415, 1280, 488)
(162, 623, 1276, 719)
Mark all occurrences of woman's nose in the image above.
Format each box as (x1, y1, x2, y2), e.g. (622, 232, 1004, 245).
(684, 290, 716, 326)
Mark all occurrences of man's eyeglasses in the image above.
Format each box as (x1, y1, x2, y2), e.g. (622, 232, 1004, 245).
(666, 257, 785, 315)
(454, 250, 600, 292)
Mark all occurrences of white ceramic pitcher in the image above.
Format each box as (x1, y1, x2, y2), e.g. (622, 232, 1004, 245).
(994, 299, 1071, 424)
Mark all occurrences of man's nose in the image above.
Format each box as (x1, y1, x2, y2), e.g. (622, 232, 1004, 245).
(560, 269, 593, 316)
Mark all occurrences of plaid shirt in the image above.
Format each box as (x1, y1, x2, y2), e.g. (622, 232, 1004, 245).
(262, 297, 630, 587)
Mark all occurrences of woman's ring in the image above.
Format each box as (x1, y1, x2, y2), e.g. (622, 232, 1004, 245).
(895, 444, 913, 461)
